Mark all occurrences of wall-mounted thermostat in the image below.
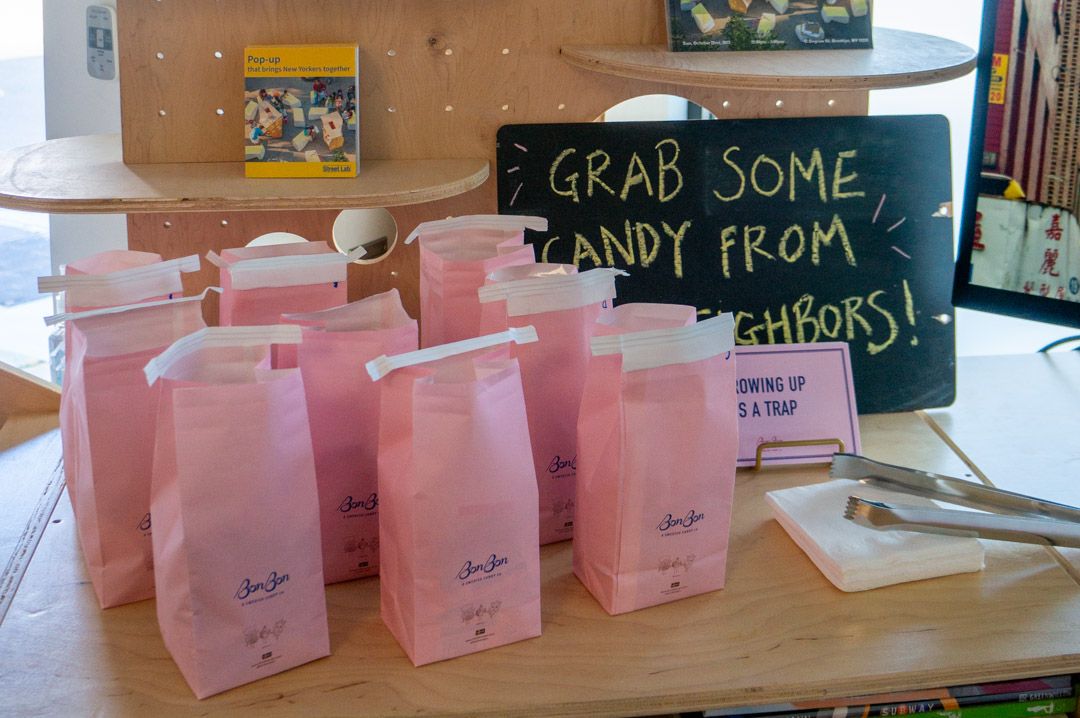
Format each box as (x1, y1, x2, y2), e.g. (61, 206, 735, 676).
(86, 5, 117, 80)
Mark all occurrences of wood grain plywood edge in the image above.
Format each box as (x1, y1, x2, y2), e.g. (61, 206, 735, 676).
(0, 135, 489, 214)
(0, 413, 60, 456)
(0, 361, 60, 423)
(559, 30, 976, 92)
(528, 663, 1080, 718)
(405, 660, 1080, 717)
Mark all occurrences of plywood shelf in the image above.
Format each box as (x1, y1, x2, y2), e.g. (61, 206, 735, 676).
(0, 134, 489, 214)
(561, 28, 976, 91)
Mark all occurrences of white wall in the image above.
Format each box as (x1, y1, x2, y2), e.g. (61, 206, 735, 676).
(43, 0, 126, 274)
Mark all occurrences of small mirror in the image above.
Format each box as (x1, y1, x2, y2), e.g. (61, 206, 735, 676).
(955, 0, 1080, 328)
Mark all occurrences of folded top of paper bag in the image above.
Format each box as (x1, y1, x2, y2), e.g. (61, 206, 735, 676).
(765, 479, 985, 592)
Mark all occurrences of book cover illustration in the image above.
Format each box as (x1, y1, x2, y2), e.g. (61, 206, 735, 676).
(665, 0, 872, 52)
(244, 44, 358, 178)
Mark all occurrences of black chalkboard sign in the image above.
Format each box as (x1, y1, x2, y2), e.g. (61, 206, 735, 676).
(496, 116, 955, 414)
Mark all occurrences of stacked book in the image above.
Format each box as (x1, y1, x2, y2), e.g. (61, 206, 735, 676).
(704, 674, 1076, 718)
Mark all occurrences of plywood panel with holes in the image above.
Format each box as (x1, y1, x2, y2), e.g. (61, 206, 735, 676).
(116, 0, 869, 166)
(126, 190, 490, 323)
(114, 0, 872, 314)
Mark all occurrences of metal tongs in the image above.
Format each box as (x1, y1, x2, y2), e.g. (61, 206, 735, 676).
(831, 453, 1080, 548)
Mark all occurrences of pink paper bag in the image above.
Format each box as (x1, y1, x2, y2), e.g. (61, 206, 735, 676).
(145, 326, 330, 699)
(39, 251, 199, 314)
(65, 249, 162, 275)
(281, 289, 418, 584)
(45, 291, 211, 608)
(366, 328, 542, 666)
(38, 252, 201, 518)
(477, 262, 577, 331)
(405, 215, 546, 347)
(208, 241, 359, 326)
(478, 265, 624, 544)
(574, 306, 738, 615)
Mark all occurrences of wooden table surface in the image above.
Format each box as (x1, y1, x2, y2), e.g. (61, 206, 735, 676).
(1, 355, 1079, 717)
(927, 352, 1080, 577)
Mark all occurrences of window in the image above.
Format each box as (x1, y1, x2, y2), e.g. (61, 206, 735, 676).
(0, 1, 51, 381)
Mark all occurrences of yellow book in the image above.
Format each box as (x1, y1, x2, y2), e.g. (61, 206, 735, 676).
(244, 44, 359, 178)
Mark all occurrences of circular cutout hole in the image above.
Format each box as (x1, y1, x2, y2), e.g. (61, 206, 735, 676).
(722, 100, 730, 108)
(445, 105, 453, 112)
(214, 51, 223, 59)
(387, 49, 396, 56)
(246, 232, 309, 247)
(444, 48, 453, 56)
(502, 48, 510, 55)
(216, 108, 224, 115)
(775, 100, 784, 108)
(558, 103, 566, 110)
(156, 52, 164, 60)
(333, 209, 398, 264)
(828, 99, 836, 107)
(501, 104, 509, 111)
(600, 95, 716, 122)
(388, 107, 396, 113)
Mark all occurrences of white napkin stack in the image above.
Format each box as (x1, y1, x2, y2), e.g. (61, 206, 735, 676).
(765, 479, 986, 592)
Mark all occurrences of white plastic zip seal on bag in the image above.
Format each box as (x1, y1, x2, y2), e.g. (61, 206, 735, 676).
(590, 313, 736, 372)
(365, 326, 538, 381)
(144, 324, 303, 385)
(205, 247, 365, 290)
(44, 287, 222, 326)
(404, 215, 548, 244)
(478, 268, 627, 317)
(38, 254, 201, 306)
